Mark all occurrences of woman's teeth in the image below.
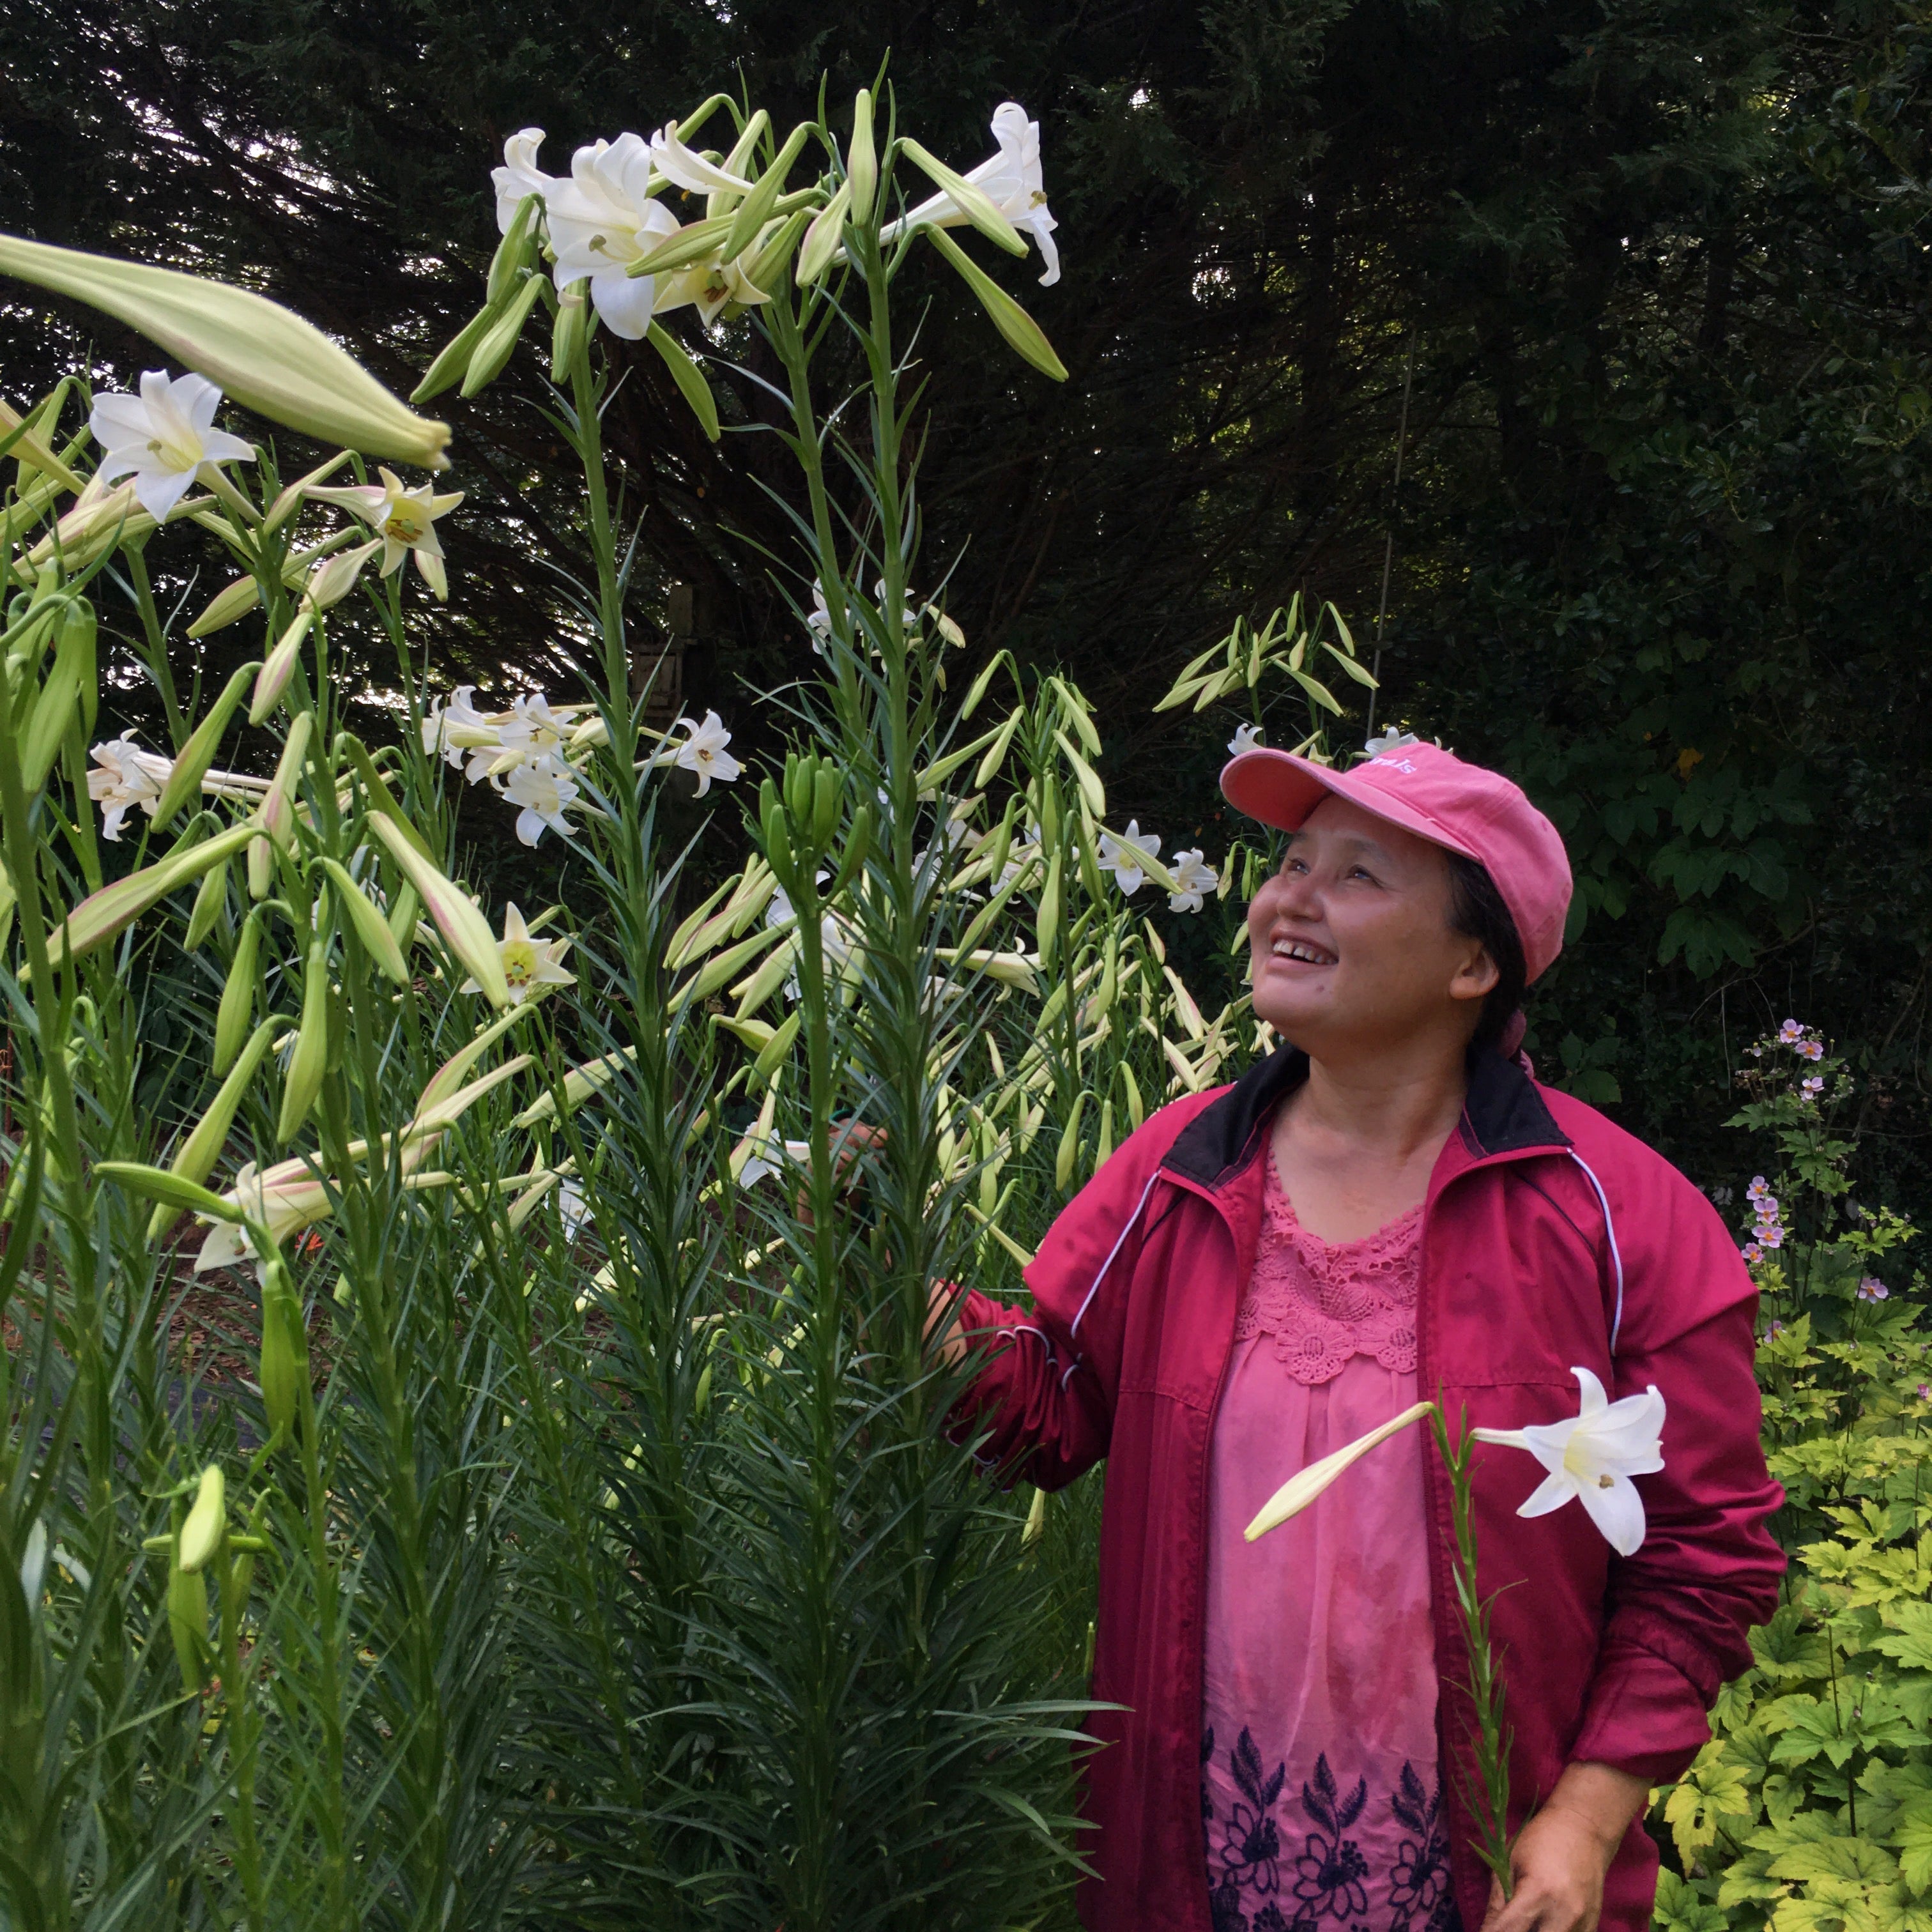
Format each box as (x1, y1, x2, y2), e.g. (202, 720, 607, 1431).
(1271, 939, 1335, 966)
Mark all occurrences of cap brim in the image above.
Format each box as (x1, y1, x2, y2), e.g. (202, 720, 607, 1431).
(1219, 748, 1480, 861)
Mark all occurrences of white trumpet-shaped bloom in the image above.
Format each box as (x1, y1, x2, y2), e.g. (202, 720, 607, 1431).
(1229, 723, 1264, 757)
(493, 127, 561, 233)
(308, 467, 463, 599)
(647, 119, 755, 197)
(89, 370, 255, 520)
(887, 103, 1060, 286)
(460, 901, 574, 1006)
(87, 737, 173, 840)
(1167, 848, 1218, 914)
(500, 753, 581, 846)
(544, 134, 682, 339)
(670, 709, 741, 795)
(1471, 1367, 1666, 1557)
(1097, 820, 1160, 896)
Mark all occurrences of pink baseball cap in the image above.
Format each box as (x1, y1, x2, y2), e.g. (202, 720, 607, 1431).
(1221, 739, 1574, 982)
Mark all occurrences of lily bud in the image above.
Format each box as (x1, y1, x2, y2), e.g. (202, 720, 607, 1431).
(923, 228, 1068, 383)
(153, 661, 257, 826)
(897, 141, 1027, 257)
(167, 1556, 211, 1695)
(215, 909, 263, 1073)
(462, 273, 550, 398)
(257, 1251, 306, 1442)
(248, 830, 274, 901)
(0, 231, 451, 467)
(1246, 1402, 1436, 1541)
(150, 1015, 280, 1239)
(413, 300, 505, 406)
(367, 815, 511, 1008)
(176, 1465, 226, 1575)
(795, 180, 852, 287)
(252, 608, 314, 724)
(721, 122, 813, 262)
(256, 711, 314, 857)
(848, 91, 878, 214)
(550, 286, 590, 385)
(186, 572, 263, 639)
(1055, 1091, 1087, 1193)
(318, 858, 409, 984)
(303, 537, 382, 613)
(487, 194, 542, 307)
(708, 109, 770, 218)
(185, 858, 229, 951)
(42, 818, 259, 972)
(20, 600, 96, 797)
(645, 324, 720, 441)
(1036, 850, 1062, 969)
(277, 938, 331, 1144)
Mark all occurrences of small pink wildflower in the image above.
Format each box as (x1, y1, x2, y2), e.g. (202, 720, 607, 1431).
(1766, 1317, 1784, 1336)
(1747, 1175, 1770, 1202)
(1802, 1076, 1824, 1098)
(1742, 1242, 1764, 1264)
(1778, 1018, 1805, 1044)
(1797, 1039, 1824, 1062)
(1757, 1225, 1784, 1250)
(1917, 1383, 1929, 1401)
(1857, 1276, 1889, 1302)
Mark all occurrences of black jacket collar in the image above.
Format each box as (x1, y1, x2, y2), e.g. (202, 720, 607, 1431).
(1161, 1040, 1570, 1190)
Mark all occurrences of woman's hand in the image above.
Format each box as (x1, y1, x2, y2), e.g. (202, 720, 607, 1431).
(1478, 1762, 1649, 1932)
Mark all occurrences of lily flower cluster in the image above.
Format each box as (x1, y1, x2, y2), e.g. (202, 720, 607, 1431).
(488, 97, 1057, 348)
(1094, 819, 1220, 915)
(422, 688, 743, 844)
(87, 736, 269, 840)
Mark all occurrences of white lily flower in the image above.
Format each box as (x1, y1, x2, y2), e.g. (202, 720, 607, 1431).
(647, 119, 755, 197)
(87, 737, 172, 841)
(1097, 820, 1160, 896)
(89, 370, 255, 520)
(1229, 723, 1264, 757)
(544, 133, 682, 339)
(493, 128, 561, 233)
(307, 466, 463, 599)
(495, 694, 592, 765)
(1364, 728, 1422, 756)
(420, 685, 503, 772)
(192, 1158, 335, 1279)
(499, 753, 581, 846)
(670, 709, 741, 795)
(1471, 1367, 1666, 1557)
(736, 1134, 813, 1190)
(884, 103, 1060, 286)
(556, 1176, 590, 1241)
(460, 901, 575, 1006)
(804, 576, 921, 654)
(1167, 848, 1217, 914)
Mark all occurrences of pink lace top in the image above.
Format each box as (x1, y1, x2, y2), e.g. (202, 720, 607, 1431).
(1231, 1178, 1422, 1384)
(1202, 1158, 1453, 1932)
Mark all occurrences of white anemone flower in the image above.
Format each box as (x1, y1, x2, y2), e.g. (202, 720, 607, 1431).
(1167, 848, 1217, 914)
(89, 370, 255, 520)
(1229, 723, 1264, 757)
(670, 710, 741, 795)
(500, 753, 581, 846)
(307, 467, 463, 599)
(544, 133, 682, 340)
(87, 737, 172, 840)
(493, 127, 561, 232)
(885, 102, 1059, 286)
(1096, 820, 1160, 896)
(647, 119, 756, 197)
(1472, 1367, 1666, 1557)
(460, 901, 574, 1006)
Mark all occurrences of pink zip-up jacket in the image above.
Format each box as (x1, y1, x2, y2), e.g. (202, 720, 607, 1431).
(952, 1045, 1784, 1932)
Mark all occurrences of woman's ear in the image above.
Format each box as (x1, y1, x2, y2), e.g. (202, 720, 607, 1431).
(1449, 940, 1501, 1008)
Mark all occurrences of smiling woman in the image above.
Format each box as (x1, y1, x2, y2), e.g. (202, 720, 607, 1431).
(937, 737, 1784, 1932)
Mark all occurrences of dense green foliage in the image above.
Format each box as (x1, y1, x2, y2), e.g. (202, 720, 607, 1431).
(3, 0, 1929, 1208)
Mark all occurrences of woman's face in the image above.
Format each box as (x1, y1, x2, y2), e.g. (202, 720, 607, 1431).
(1246, 794, 1498, 1057)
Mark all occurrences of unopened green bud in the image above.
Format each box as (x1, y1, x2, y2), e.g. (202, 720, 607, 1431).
(150, 1015, 279, 1239)
(487, 194, 542, 307)
(461, 274, 549, 398)
(258, 1253, 305, 1442)
(167, 1557, 210, 1695)
(1055, 1091, 1087, 1193)
(795, 179, 852, 288)
(185, 857, 230, 951)
(550, 287, 590, 385)
(214, 908, 262, 1073)
(176, 1465, 226, 1574)
(21, 600, 95, 797)
(847, 91, 877, 213)
(277, 937, 330, 1143)
(155, 661, 257, 825)
(413, 300, 503, 406)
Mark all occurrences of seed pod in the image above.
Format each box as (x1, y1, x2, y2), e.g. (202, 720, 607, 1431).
(214, 908, 262, 1073)
(277, 937, 330, 1143)
(176, 1465, 226, 1574)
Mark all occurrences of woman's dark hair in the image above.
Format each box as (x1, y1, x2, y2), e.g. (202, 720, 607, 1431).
(1444, 852, 1528, 1051)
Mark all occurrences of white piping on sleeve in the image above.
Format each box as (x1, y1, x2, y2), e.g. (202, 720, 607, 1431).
(1567, 1151, 1625, 1354)
(1068, 1169, 1163, 1343)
